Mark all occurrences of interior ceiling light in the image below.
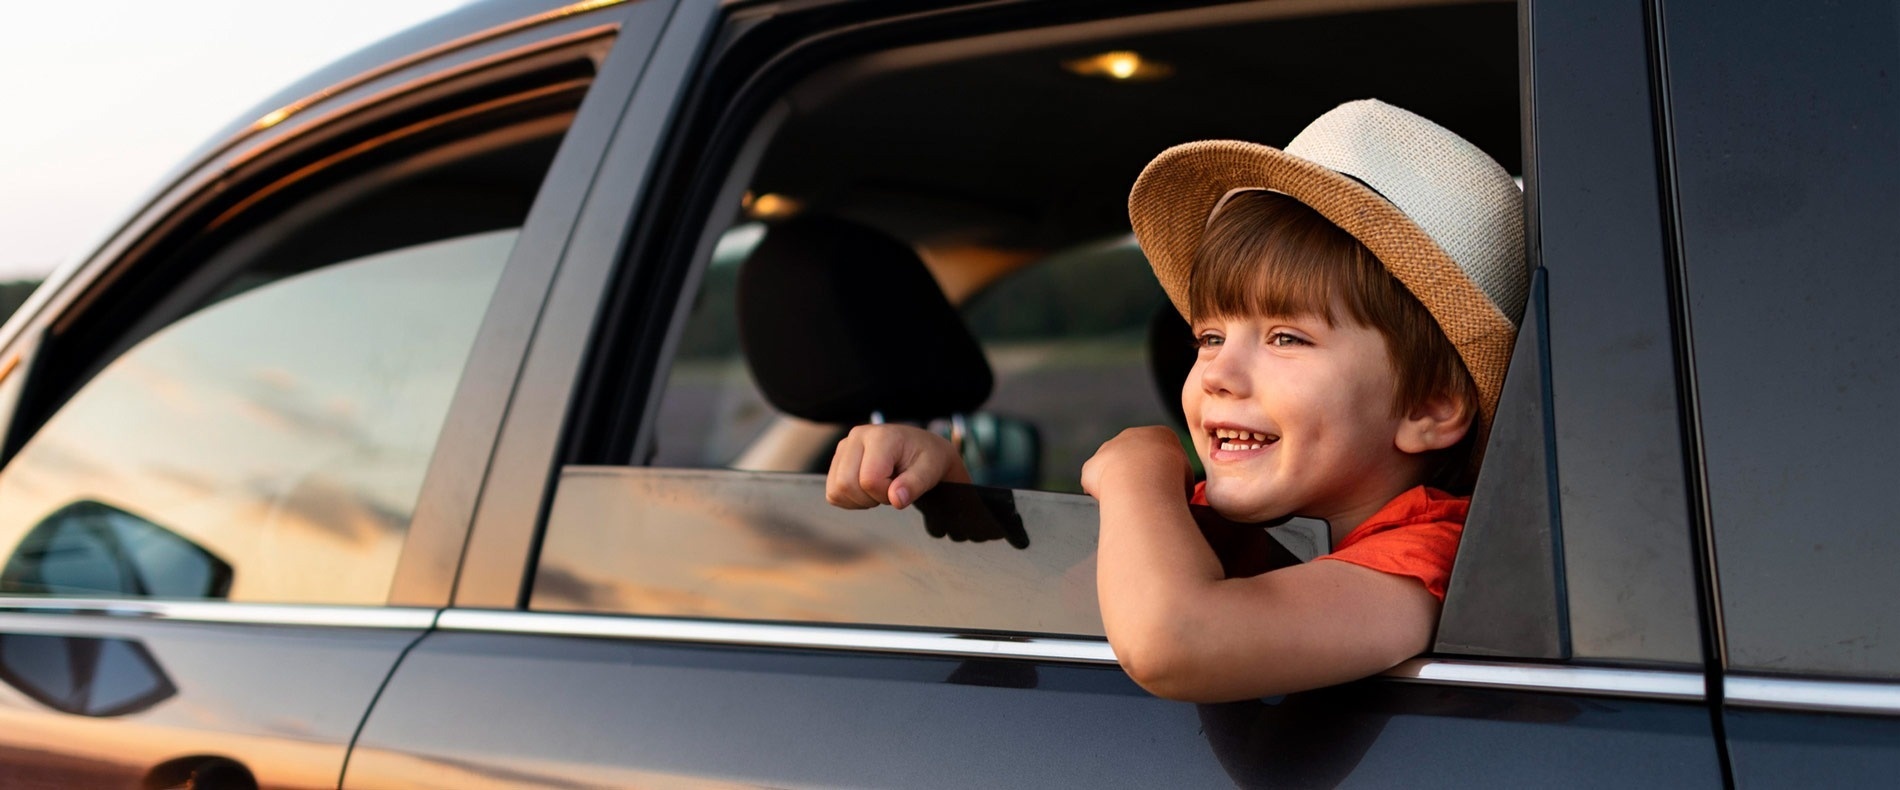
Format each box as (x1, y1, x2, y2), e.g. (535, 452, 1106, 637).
(743, 191, 802, 220)
(1063, 51, 1172, 82)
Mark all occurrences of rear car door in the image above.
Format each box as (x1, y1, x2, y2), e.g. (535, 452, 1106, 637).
(0, 2, 663, 785)
(346, 0, 1729, 785)
(1656, 0, 1900, 782)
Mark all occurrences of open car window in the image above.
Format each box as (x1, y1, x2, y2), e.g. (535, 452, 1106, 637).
(541, 1, 1529, 643)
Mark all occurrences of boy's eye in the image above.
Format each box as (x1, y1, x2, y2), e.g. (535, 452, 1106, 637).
(1267, 332, 1310, 347)
(1194, 332, 1223, 349)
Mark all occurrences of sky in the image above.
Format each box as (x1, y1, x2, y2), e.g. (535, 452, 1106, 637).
(0, 0, 472, 282)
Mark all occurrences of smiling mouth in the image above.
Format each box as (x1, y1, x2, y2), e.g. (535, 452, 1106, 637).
(1212, 427, 1280, 452)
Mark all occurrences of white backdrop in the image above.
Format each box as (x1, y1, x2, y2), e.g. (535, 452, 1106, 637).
(0, 0, 470, 282)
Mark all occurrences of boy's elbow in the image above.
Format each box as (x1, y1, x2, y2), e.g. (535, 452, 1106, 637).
(1112, 623, 1235, 703)
(1119, 647, 1247, 702)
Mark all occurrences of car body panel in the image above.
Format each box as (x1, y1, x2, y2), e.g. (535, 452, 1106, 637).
(0, 607, 428, 788)
(0, 1, 664, 782)
(347, 630, 1724, 788)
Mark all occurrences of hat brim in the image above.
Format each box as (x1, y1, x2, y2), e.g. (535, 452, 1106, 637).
(1129, 139, 1517, 460)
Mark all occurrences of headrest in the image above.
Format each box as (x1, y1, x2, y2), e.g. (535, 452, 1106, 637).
(1148, 305, 1196, 429)
(737, 215, 993, 424)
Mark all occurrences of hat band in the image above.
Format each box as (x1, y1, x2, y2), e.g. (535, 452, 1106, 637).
(1204, 174, 1393, 228)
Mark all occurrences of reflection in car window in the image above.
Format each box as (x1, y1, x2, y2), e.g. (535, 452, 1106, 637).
(535, 468, 1107, 634)
(0, 231, 512, 604)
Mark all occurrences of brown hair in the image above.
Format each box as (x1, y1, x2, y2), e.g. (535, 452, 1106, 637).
(1187, 190, 1479, 489)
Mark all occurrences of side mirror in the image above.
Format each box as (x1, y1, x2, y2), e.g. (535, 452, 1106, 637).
(0, 633, 176, 717)
(1, 500, 233, 599)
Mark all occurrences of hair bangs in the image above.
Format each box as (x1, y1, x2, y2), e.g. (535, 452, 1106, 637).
(1186, 191, 1376, 327)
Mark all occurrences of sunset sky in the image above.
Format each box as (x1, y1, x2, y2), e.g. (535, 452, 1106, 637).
(0, 0, 469, 282)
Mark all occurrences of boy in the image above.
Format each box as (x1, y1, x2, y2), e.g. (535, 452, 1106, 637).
(825, 100, 1526, 702)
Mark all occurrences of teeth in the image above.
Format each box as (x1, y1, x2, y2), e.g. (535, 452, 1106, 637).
(1212, 428, 1275, 443)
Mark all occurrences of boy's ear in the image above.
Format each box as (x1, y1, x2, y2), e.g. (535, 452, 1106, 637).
(1395, 390, 1474, 455)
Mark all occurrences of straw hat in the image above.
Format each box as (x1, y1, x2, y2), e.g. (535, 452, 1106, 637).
(1129, 99, 1526, 448)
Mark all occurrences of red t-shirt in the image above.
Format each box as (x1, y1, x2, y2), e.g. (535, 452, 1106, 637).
(1190, 483, 1468, 600)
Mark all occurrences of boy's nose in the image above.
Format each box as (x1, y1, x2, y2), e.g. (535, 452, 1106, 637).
(1197, 347, 1252, 398)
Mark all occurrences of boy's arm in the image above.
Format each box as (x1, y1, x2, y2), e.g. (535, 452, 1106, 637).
(1084, 427, 1439, 703)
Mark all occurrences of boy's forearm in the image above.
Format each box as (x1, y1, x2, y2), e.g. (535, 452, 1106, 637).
(1094, 478, 1224, 680)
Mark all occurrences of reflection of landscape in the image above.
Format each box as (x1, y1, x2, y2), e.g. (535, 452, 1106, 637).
(0, 609, 417, 788)
(534, 468, 1106, 635)
(0, 231, 512, 604)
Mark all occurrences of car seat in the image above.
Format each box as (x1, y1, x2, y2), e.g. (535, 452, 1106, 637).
(1147, 304, 1196, 430)
(736, 214, 994, 433)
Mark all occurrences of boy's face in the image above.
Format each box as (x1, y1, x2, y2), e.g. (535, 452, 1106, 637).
(1184, 307, 1424, 529)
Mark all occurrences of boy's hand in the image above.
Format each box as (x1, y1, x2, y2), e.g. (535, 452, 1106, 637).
(1081, 426, 1193, 501)
(826, 424, 971, 510)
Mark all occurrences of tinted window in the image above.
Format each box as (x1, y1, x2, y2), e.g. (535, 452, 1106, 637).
(0, 232, 510, 604)
(534, 467, 1319, 631)
(1665, 1, 1900, 676)
(535, 469, 1106, 633)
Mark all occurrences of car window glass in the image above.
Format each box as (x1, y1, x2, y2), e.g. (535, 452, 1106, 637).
(535, 469, 1106, 632)
(1665, 0, 1900, 678)
(0, 231, 511, 604)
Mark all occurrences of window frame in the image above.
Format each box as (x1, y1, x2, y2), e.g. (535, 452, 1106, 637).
(0, 3, 656, 610)
(491, 0, 1557, 642)
(468, 0, 1702, 685)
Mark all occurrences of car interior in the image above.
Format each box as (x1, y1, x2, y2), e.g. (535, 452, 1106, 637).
(650, 0, 1520, 498)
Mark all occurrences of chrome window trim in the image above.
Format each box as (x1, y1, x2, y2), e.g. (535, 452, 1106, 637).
(0, 597, 436, 629)
(1383, 657, 1706, 701)
(244, 0, 631, 135)
(437, 610, 1708, 701)
(1726, 675, 1900, 716)
(438, 609, 1121, 663)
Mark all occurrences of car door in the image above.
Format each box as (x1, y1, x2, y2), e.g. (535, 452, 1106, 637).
(1656, 0, 1900, 783)
(0, 2, 665, 786)
(346, 0, 1729, 786)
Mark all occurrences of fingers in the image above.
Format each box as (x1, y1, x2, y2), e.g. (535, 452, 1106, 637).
(857, 433, 903, 508)
(1081, 424, 1190, 499)
(887, 447, 948, 510)
(825, 424, 954, 510)
(825, 432, 880, 509)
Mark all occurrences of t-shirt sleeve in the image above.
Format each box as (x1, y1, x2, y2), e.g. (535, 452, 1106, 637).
(1313, 519, 1463, 601)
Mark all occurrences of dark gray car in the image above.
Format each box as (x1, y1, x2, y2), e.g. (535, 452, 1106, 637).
(0, 0, 1892, 786)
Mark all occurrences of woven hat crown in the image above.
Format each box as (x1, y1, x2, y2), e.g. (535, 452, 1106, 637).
(1284, 100, 1526, 322)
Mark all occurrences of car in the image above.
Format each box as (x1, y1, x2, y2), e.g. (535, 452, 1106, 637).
(0, 0, 1893, 786)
